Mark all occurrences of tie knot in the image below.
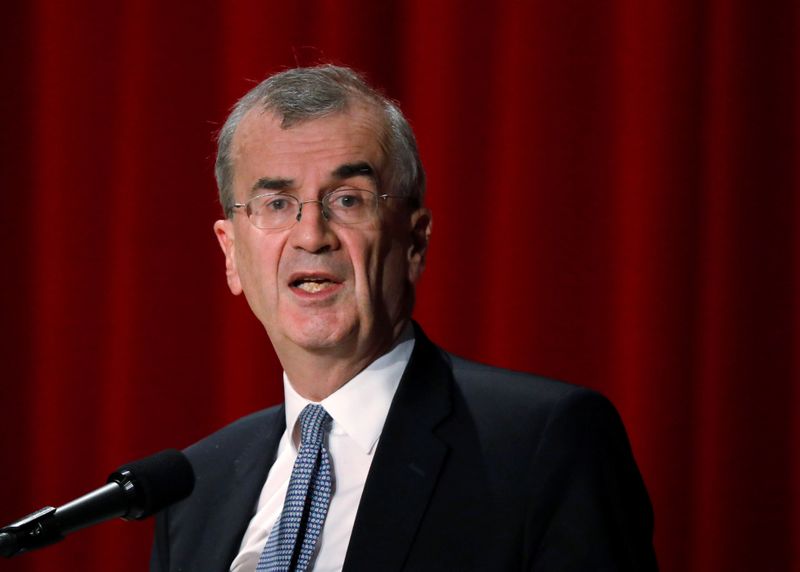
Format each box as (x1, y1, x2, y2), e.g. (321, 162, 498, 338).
(298, 404, 331, 447)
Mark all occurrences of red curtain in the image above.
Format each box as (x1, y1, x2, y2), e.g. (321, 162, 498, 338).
(1, 1, 797, 571)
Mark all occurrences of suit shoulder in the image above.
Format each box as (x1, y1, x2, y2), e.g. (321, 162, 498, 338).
(184, 405, 284, 468)
(153, 406, 285, 571)
(442, 352, 627, 444)
(446, 352, 605, 409)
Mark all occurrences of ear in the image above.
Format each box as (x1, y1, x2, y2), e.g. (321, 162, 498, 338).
(407, 207, 432, 284)
(213, 219, 243, 295)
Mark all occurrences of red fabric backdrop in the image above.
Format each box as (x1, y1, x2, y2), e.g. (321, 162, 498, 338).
(1, 1, 797, 571)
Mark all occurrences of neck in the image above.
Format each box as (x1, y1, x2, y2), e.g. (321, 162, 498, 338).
(278, 320, 410, 402)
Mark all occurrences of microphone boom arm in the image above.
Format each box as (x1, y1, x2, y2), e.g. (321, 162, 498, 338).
(0, 506, 61, 558)
(0, 449, 194, 559)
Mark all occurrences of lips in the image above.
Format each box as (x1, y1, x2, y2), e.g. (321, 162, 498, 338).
(288, 272, 343, 295)
(294, 279, 335, 293)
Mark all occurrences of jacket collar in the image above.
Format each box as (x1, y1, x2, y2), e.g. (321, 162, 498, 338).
(343, 322, 453, 572)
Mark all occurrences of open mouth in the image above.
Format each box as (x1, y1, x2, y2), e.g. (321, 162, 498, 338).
(290, 276, 341, 294)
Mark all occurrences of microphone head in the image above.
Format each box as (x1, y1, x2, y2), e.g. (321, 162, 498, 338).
(107, 449, 195, 519)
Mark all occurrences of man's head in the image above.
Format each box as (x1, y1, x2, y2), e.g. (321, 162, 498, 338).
(215, 65, 426, 218)
(212, 65, 432, 389)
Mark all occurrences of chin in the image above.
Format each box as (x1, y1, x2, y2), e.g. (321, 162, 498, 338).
(285, 314, 359, 352)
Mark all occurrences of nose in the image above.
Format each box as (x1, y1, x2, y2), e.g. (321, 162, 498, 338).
(296, 199, 329, 223)
(289, 200, 340, 253)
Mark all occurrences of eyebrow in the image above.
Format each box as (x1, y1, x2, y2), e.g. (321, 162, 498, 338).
(332, 162, 376, 182)
(251, 177, 293, 196)
(248, 162, 376, 197)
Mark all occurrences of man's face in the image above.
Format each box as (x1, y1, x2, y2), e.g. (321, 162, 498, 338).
(214, 104, 430, 365)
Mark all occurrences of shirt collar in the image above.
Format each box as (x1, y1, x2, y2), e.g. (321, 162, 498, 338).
(283, 323, 415, 454)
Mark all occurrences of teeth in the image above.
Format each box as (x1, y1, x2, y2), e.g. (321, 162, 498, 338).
(298, 281, 331, 293)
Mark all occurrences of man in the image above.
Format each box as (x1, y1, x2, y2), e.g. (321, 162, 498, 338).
(151, 65, 657, 571)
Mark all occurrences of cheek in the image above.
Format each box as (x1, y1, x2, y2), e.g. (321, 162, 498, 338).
(341, 227, 410, 307)
(374, 240, 410, 300)
(237, 235, 284, 307)
(385, 246, 410, 287)
(344, 234, 385, 298)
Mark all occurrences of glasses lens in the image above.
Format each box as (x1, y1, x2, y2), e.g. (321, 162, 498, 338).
(325, 189, 377, 224)
(249, 194, 298, 229)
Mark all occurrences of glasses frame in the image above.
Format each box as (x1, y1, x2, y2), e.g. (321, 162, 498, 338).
(232, 187, 406, 230)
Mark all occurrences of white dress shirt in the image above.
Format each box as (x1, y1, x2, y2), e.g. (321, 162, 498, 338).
(230, 327, 415, 572)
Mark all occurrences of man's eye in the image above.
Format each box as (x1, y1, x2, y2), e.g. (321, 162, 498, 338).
(265, 197, 289, 211)
(331, 192, 365, 209)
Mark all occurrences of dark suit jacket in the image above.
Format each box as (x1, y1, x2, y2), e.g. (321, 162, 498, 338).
(151, 326, 657, 571)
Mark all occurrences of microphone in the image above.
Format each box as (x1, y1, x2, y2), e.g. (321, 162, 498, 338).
(0, 449, 194, 558)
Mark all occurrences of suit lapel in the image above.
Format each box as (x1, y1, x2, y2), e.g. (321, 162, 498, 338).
(343, 326, 452, 572)
(193, 407, 286, 569)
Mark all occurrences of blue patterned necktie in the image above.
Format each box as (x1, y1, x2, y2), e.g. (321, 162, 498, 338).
(257, 404, 333, 572)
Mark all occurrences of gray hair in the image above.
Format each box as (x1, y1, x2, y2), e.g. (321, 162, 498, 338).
(215, 65, 426, 218)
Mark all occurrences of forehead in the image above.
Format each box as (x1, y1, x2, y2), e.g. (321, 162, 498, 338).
(230, 104, 387, 191)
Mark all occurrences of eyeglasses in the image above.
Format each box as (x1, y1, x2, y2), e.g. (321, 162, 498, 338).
(233, 188, 403, 230)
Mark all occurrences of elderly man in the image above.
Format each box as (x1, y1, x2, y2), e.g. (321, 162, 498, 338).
(151, 65, 657, 571)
